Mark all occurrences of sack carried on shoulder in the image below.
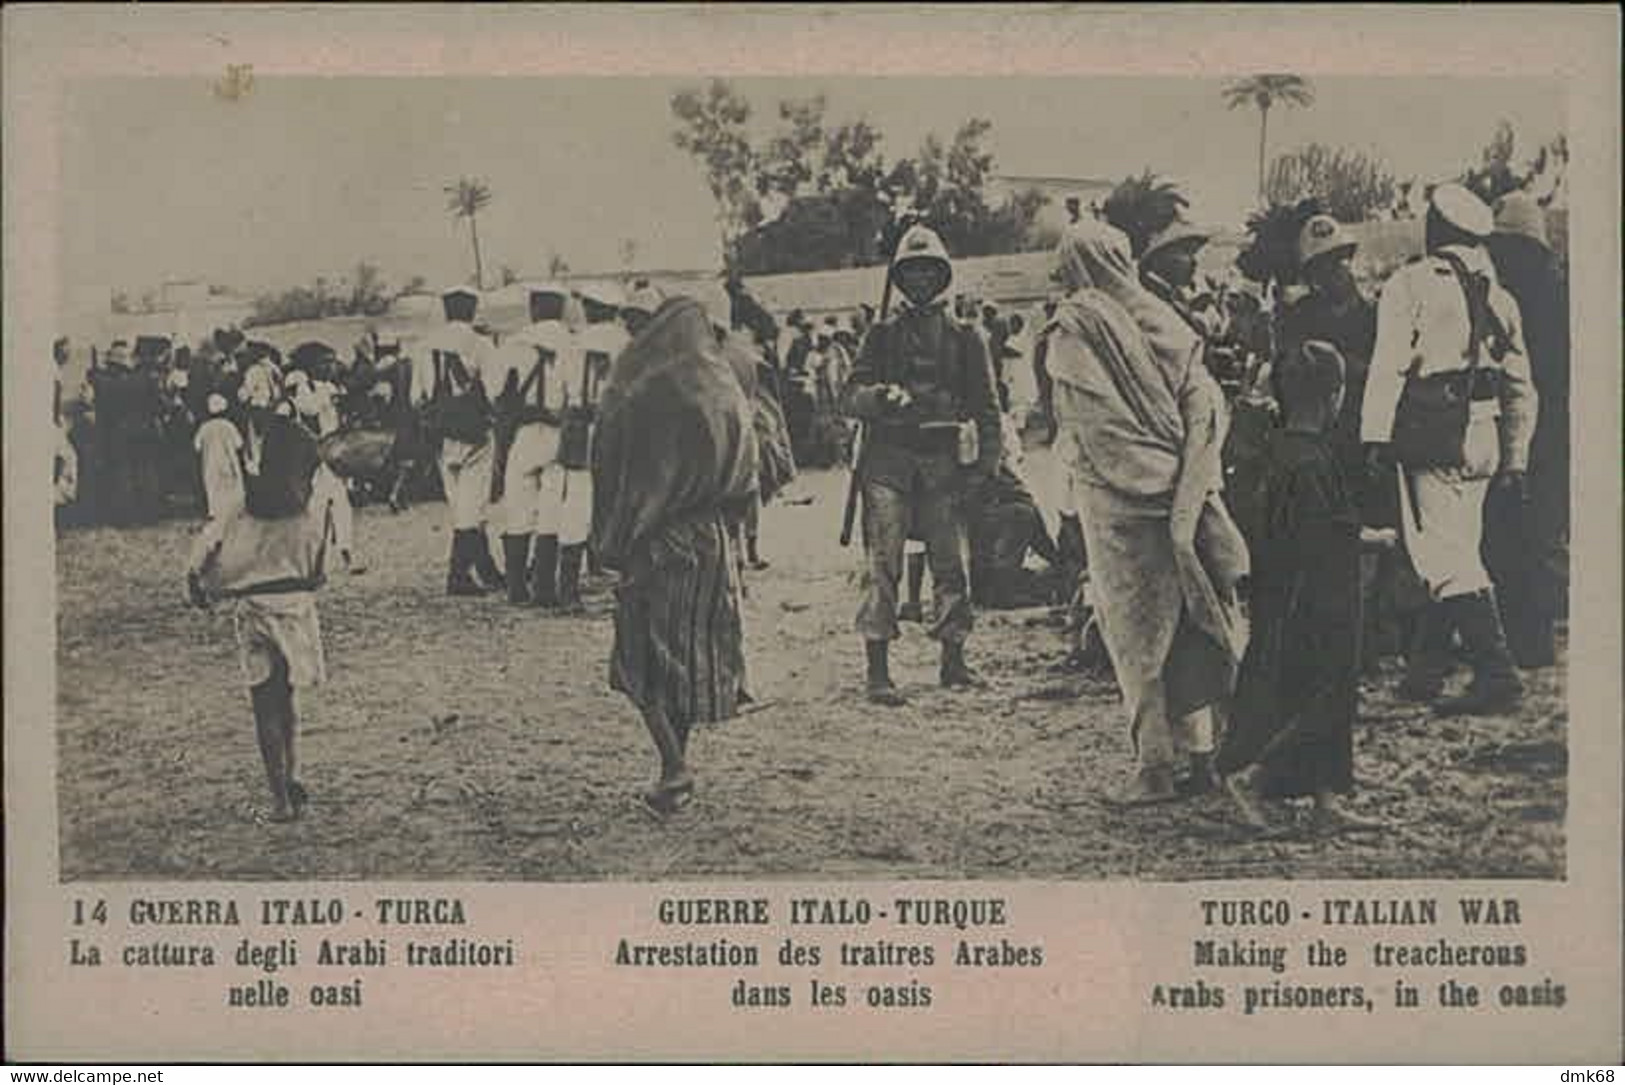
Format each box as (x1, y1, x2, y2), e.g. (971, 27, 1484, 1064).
(1389, 252, 1513, 471)
(422, 350, 490, 445)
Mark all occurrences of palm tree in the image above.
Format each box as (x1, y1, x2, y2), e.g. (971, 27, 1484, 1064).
(444, 177, 493, 289)
(1223, 74, 1315, 202)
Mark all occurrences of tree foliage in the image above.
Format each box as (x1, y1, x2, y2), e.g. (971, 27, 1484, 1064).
(1462, 120, 1568, 209)
(246, 263, 392, 328)
(1100, 171, 1190, 259)
(1264, 143, 1397, 222)
(670, 80, 763, 263)
(1235, 197, 1324, 289)
(670, 80, 1050, 274)
(444, 177, 493, 289)
(1223, 74, 1315, 201)
(1220, 74, 1315, 115)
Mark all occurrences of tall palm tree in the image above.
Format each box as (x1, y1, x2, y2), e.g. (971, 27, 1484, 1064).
(444, 177, 493, 289)
(1223, 74, 1315, 202)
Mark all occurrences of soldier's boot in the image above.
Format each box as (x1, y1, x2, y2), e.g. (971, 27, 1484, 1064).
(1185, 751, 1222, 796)
(471, 529, 504, 591)
(529, 534, 559, 609)
(1397, 599, 1453, 702)
(501, 534, 533, 605)
(898, 552, 926, 623)
(939, 640, 987, 691)
(864, 640, 908, 707)
(557, 544, 587, 615)
(446, 531, 485, 597)
(1435, 590, 1524, 716)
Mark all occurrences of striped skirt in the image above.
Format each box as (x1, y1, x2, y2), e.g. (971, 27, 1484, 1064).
(610, 513, 744, 729)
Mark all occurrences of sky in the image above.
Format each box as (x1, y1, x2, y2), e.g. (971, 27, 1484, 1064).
(60, 75, 1563, 300)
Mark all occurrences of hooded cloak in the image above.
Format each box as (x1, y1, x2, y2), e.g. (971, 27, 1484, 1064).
(1047, 221, 1248, 727)
(591, 297, 758, 569)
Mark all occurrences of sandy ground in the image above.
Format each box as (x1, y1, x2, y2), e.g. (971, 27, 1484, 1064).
(57, 462, 1566, 882)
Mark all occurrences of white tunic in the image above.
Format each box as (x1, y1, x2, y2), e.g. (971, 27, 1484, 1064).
(1362, 245, 1536, 476)
(1363, 245, 1537, 599)
(409, 321, 501, 466)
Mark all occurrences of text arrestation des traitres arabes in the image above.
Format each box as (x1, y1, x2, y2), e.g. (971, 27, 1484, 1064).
(1146, 896, 1564, 1016)
(613, 896, 1043, 1010)
(68, 897, 513, 1009)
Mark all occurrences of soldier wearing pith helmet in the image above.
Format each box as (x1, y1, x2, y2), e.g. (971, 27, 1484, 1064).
(841, 224, 1002, 705)
(1278, 213, 1378, 490)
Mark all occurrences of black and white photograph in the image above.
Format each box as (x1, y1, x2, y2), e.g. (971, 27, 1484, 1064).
(45, 66, 1576, 884)
(7, 4, 1621, 1067)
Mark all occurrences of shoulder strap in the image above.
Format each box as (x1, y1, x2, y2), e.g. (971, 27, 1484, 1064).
(1435, 250, 1512, 369)
(433, 347, 473, 392)
(579, 349, 597, 406)
(517, 349, 546, 400)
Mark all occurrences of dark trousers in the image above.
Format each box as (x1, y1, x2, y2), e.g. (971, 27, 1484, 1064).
(99, 430, 162, 525)
(1482, 476, 1565, 667)
(857, 477, 973, 644)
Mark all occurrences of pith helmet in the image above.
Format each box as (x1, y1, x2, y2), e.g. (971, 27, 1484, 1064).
(1142, 218, 1211, 263)
(891, 225, 953, 297)
(1297, 214, 1358, 269)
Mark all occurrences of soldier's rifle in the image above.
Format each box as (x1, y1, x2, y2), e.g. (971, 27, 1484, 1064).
(838, 266, 893, 548)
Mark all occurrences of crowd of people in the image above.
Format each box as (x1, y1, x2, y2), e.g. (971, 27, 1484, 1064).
(54, 325, 414, 532)
(62, 177, 1568, 833)
(1029, 181, 1564, 829)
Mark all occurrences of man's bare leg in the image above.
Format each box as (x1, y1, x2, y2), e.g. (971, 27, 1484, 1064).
(250, 678, 293, 822)
(639, 702, 692, 811)
(283, 684, 306, 815)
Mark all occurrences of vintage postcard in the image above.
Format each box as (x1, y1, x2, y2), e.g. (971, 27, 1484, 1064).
(4, 3, 1620, 1063)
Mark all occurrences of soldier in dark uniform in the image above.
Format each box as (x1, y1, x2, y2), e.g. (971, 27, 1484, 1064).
(1484, 192, 1569, 669)
(1278, 216, 1378, 492)
(842, 225, 1002, 705)
(1276, 215, 1417, 667)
